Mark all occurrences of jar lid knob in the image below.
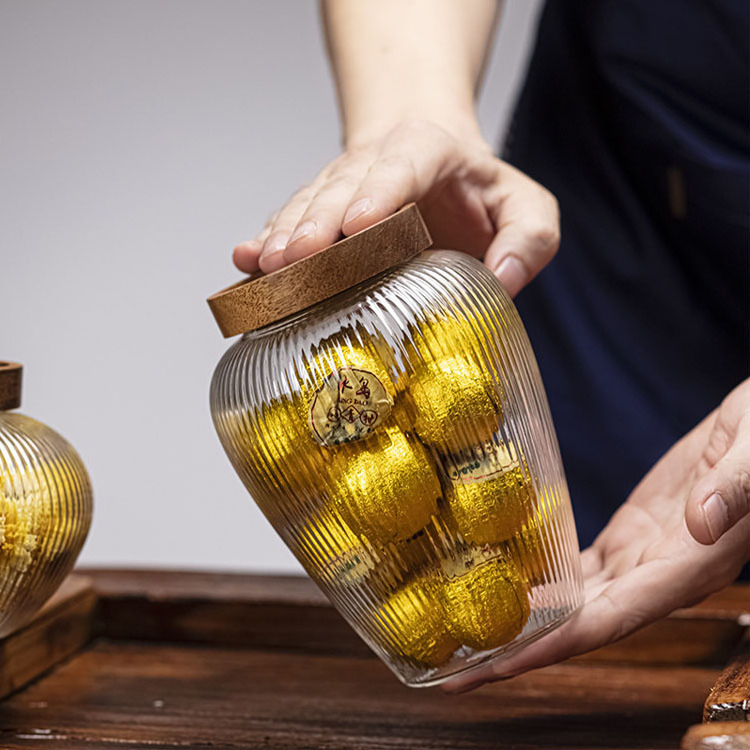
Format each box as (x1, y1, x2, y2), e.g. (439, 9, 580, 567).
(207, 203, 432, 337)
(0, 362, 22, 411)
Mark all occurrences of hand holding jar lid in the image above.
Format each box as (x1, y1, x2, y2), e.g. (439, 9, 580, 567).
(208, 204, 583, 687)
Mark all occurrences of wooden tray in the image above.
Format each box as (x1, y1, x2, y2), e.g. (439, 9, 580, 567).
(0, 570, 746, 749)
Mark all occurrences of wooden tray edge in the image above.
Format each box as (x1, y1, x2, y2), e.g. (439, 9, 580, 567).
(1, 570, 747, 716)
(0, 575, 98, 701)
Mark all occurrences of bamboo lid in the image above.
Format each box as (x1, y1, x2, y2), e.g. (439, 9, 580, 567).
(0, 362, 22, 411)
(207, 203, 432, 337)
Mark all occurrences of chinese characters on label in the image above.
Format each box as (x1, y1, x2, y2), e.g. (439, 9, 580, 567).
(309, 367, 392, 446)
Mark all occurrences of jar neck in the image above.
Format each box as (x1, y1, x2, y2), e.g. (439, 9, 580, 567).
(244, 302, 323, 339)
(242, 265, 396, 341)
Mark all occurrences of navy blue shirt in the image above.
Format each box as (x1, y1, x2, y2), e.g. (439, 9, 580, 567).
(505, 0, 749, 548)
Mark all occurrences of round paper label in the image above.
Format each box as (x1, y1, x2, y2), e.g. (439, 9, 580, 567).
(309, 367, 392, 446)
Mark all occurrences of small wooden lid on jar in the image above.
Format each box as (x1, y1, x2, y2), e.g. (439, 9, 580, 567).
(0, 361, 22, 411)
(207, 203, 432, 337)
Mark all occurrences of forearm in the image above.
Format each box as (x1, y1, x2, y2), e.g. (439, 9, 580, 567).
(321, 0, 501, 145)
(237, 0, 558, 291)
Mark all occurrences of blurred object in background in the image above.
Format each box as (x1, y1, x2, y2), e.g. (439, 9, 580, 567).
(0, 361, 92, 636)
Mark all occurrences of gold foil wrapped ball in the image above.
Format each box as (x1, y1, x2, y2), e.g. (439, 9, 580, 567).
(399, 312, 505, 453)
(376, 571, 459, 668)
(243, 395, 323, 495)
(406, 355, 502, 452)
(220, 338, 398, 490)
(331, 424, 441, 545)
(293, 504, 377, 587)
(443, 556, 530, 651)
(412, 313, 500, 366)
(505, 496, 559, 588)
(510, 516, 552, 588)
(445, 441, 533, 544)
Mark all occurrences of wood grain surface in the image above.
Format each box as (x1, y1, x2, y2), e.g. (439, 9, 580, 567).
(0, 570, 745, 750)
(0, 641, 721, 749)
(0, 361, 22, 411)
(207, 203, 432, 336)
(86, 569, 750, 666)
(0, 576, 96, 701)
(704, 631, 750, 722)
(682, 722, 750, 749)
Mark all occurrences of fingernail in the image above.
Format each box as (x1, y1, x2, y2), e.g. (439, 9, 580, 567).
(235, 239, 261, 250)
(234, 239, 262, 256)
(343, 198, 374, 227)
(287, 220, 316, 247)
(259, 233, 290, 273)
(702, 492, 729, 542)
(261, 232, 289, 258)
(258, 250, 287, 273)
(494, 255, 529, 297)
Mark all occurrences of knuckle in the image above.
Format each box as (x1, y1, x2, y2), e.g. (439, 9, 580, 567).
(546, 189, 560, 217)
(377, 152, 414, 172)
(289, 183, 314, 205)
(528, 220, 560, 256)
(735, 469, 750, 512)
(321, 171, 359, 194)
(375, 153, 419, 193)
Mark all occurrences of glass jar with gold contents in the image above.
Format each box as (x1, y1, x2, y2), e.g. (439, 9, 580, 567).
(208, 205, 583, 687)
(0, 361, 93, 637)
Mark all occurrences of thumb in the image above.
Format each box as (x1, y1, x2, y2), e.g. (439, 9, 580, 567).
(685, 435, 750, 545)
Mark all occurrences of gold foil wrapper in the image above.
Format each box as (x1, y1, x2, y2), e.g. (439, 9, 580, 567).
(332, 424, 441, 545)
(443, 553, 530, 651)
(235, 339, 397, 492)
(504, 495, 558, 588)
(376, 571, 459, 668)
(512, 517, 551, 588)
(406, 354, 502, 452)
(412, 313, 500, 366)
(294, 505, 377, 587)
(249, 395, 323, 494)
(445, 441, 533, 544)
(398, 312, 506, 452)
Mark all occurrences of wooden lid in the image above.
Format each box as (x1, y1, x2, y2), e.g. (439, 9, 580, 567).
(0, 361, 22, 411)
(207, 203, 432, 337)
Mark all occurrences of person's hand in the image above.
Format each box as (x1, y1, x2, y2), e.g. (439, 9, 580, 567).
(233, 120, 560, 298)
(443, 378, 750, 693)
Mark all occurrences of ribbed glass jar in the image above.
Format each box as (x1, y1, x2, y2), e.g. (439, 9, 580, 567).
(0, 411, 93, 636)
(211, 250, 583, 686)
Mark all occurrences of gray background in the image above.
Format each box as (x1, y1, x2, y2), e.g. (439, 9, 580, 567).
(0, 0, 542, 572)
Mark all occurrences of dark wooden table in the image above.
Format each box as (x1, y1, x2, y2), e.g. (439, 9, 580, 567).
(0, 569, 746, 749)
